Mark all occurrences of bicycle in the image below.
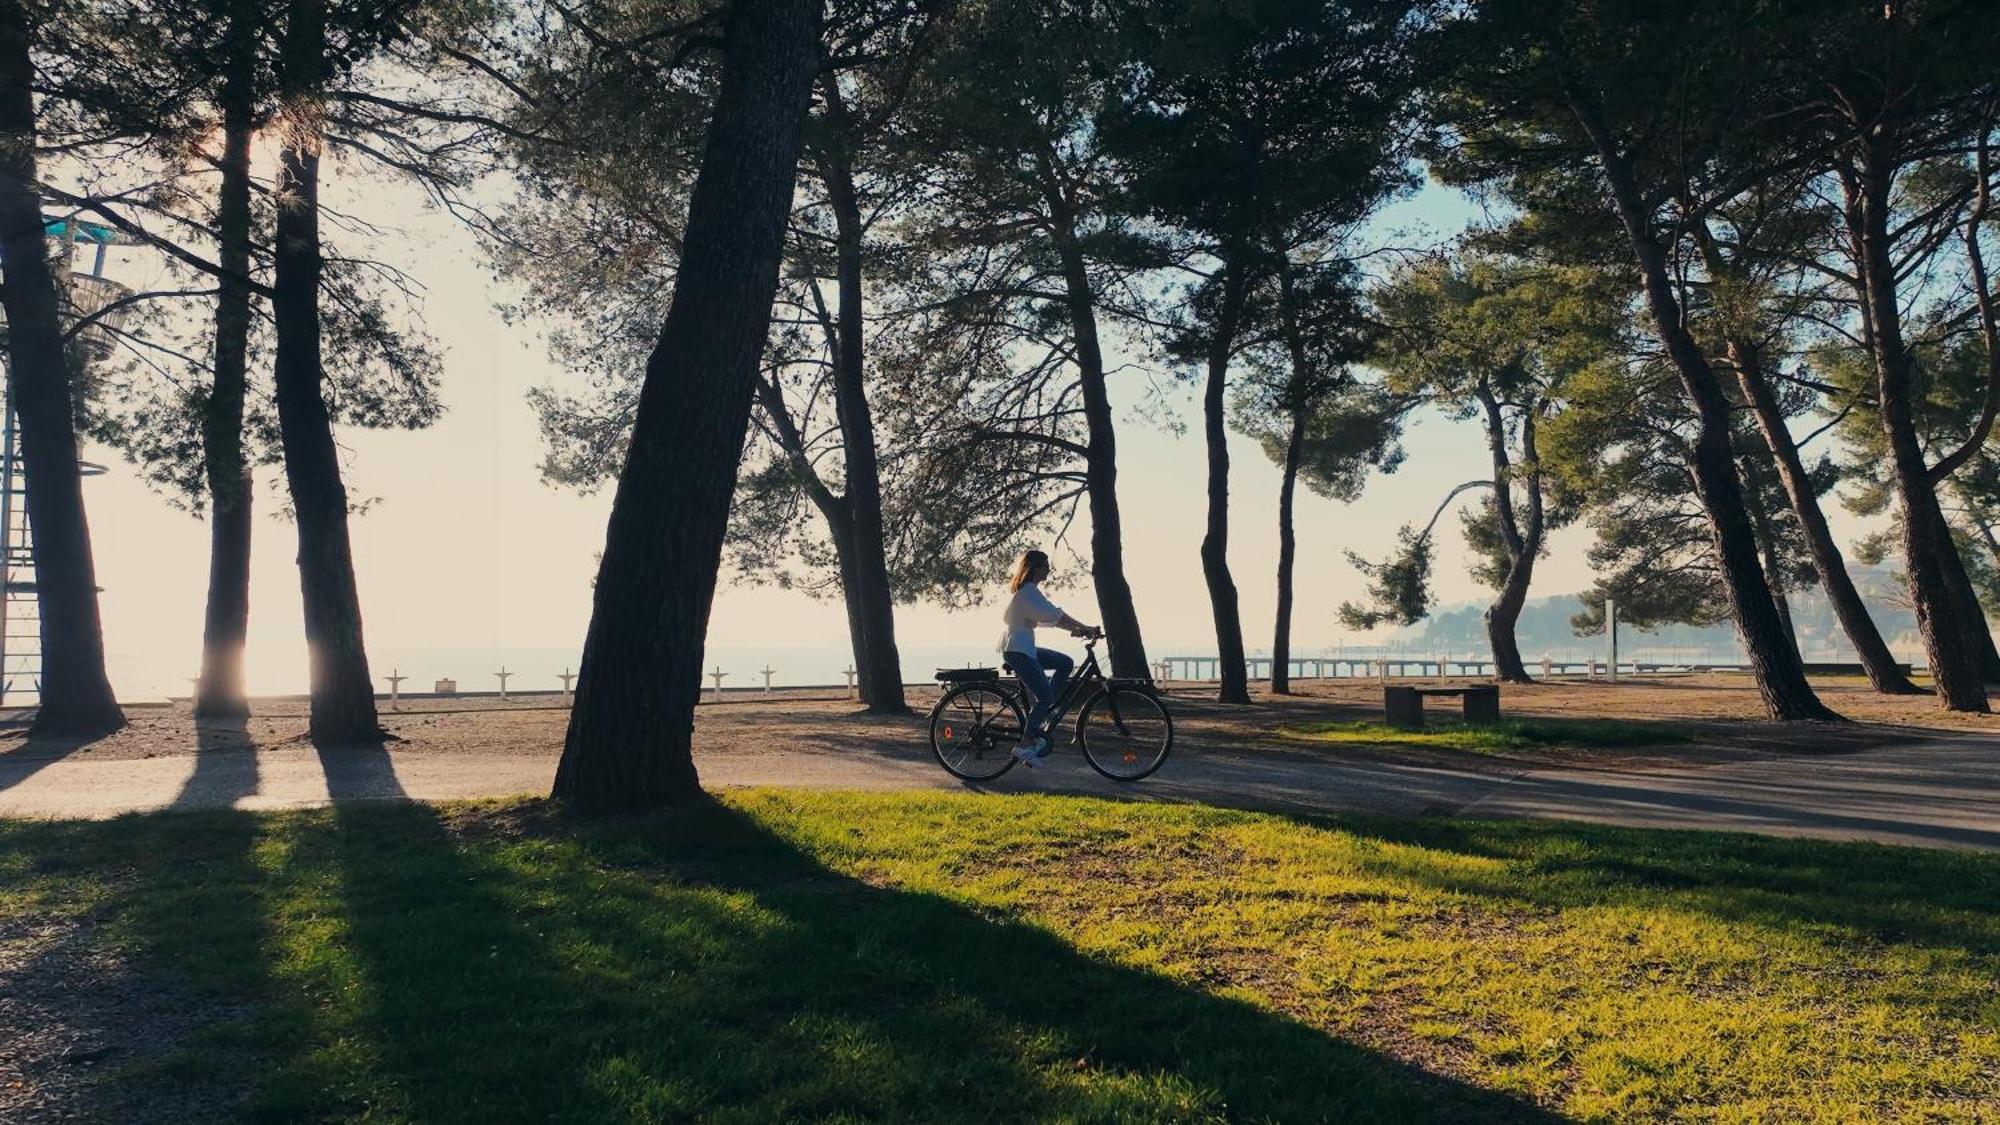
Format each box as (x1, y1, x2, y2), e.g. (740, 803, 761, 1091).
(928, 635, 1174, 782)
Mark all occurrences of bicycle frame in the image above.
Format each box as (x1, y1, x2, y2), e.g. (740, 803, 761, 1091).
(930, 638, 1172, 782)
(1010, 639, 1148, 735)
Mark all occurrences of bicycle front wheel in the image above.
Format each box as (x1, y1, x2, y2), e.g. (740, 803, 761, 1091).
(930, 684, 1024, 782)
(1077, 687, 1173, 781)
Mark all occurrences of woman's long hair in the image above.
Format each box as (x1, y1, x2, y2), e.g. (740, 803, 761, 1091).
(1008, 549, 1049, 593)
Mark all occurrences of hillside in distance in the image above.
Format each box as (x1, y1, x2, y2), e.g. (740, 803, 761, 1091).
(1383, 567, 1923, 659)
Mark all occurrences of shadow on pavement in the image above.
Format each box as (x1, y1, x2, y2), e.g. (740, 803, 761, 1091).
(0, 729, 115, 794)
(314, 735, 409, 803)
(168, 717, 257, 810)
(1464, 766, 2000, 851)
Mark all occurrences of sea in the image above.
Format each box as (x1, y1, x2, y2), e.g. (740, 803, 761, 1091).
(89, 638, 1772, 703)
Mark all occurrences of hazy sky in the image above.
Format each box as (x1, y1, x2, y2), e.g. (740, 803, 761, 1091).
(69, 154, 1883, 700)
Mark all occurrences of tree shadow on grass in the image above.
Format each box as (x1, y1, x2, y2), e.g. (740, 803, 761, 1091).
(1318, 813, 2000, 971)
(0, 805, 284, 1121)
(34, 790, 1995, 1120)
(283, 798, 1564, 1123)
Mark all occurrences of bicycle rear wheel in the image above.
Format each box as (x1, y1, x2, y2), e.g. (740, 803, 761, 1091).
(930, 684, 1024, 782)
(1077, 687, 1173, 781)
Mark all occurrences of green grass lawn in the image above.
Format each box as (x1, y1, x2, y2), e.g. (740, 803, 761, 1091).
(3, 792, 1995, 1121)
(1281, 717, 1691, 755)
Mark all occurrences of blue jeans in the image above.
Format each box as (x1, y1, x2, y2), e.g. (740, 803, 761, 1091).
(1003, 647, 1073, 740)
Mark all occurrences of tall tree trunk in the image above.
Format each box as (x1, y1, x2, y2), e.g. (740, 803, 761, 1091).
(1053, 237, 1149, 678)
(1744, 481, 1803, 663)
(1849, 157, 1989, 710)
(1726, 338, 1919, 693)
(1270, 260, 1313, 697)
(829, 508, 872, 695)
(818, 81, 904, 713)
(1270, 406, 1303, 695)
(0, 0, 123, 736)
(1565, 87, 1836, 720)
(195, 0, 257, 719)
(1201, 262, 1250, 703)
(552, 0, 820, 812)
(273, 0, 377, 742)
(1476, 385, 1538, 684)
(752, 375, 874, 705)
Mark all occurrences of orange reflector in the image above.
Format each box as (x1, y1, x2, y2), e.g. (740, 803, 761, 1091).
(1124, 752, 1137, 763)
(943, 726, 954, 739)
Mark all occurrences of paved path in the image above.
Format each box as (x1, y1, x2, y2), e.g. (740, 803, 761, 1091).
(2, 731, 1996, 851)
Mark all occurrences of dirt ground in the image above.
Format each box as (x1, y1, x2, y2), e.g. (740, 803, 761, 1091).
(4, 673, 1992, 769)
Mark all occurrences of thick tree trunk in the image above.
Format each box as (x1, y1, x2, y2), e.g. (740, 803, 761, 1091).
(1485, 569, 1532, 684)
(0, 0, 123, 736)
(552, 0, 820, 812)
(1270, 407, 1304, 695)
(1850, 158, 1989, 710)
(1727, 339, 1919, 693)
(1476, 384, 1537, 684)
(1566, 89, 1836, 720)
(1054, 241, 1149, 678)
(195, 0, 257, 719)
(1201, 263, 1250, 704)
(273, 0, 377, 742)
(818, 84, 905, 713)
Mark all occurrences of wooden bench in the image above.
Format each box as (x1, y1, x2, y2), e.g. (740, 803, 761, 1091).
(1383, 685, 1500, 730)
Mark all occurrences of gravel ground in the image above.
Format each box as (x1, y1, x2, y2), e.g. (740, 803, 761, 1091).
(3, 673, 1988, 771)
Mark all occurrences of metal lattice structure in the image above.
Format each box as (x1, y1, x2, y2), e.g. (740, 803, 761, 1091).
(0, 397, 39, 704)
(0, 218, 130, 707)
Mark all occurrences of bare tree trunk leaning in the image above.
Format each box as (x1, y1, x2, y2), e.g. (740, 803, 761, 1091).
(1725, 338, 1919, 693)
(1201, 262, 1251, 704)
(273, 0, 379, 742)
(1475, 382, 1540, 684)
(1270, 263, 1314, 697)
(195, 0, 258, 719)
(0, 0, 123, 737)
(1929, 122, 2000, 682)
(552, 0, 822, 812)
(1565, 87, 1836, 720)
(1743, 483, 1803, 663)
(1270, 406, 1304, 695)
(1849, 156, 1988, 710)
(1053, 236, 1149, 679)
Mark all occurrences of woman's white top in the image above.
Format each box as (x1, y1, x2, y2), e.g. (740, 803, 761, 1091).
(997, 582, 1064, 654)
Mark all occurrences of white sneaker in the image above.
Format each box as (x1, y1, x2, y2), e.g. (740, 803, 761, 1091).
(1012, 738, 1048, 767)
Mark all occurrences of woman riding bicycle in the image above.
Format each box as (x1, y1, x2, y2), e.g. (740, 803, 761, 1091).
(998, 549, 1101, 767)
